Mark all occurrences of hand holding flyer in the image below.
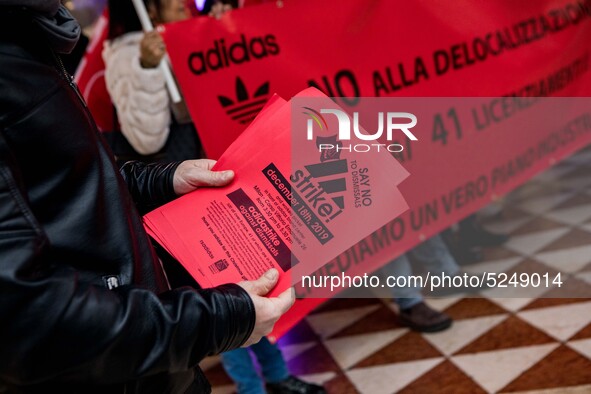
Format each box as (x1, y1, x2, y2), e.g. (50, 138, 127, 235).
(144, 87, 410, 339)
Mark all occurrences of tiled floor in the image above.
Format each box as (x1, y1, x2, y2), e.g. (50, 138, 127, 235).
(204, 146, 591, 393)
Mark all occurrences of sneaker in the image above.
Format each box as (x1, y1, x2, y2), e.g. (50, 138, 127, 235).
(266, 376, 327, 394)
(398, 302, 453, 333)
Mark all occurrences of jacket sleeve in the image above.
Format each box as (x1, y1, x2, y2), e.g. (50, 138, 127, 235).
(119, 160, 182, 214)
(0, 150, 255, 385)
(103, 35, 171, 155)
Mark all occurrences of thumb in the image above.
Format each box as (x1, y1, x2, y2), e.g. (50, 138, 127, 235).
(250, 268, 280, 296)
(273, 287, 296, 315)
(202, 169, 234, 187)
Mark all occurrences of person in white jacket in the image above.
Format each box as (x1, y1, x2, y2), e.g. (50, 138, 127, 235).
(103, 31, 172, 155)
(103, 0, 203, 162)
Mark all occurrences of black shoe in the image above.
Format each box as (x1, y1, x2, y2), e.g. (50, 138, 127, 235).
(459, 226, 510, 248)
(440, 229, 483, 266)
(266, 376, 327, 394)
(451, 245, 483, 266)
(398, 302, 453, 333)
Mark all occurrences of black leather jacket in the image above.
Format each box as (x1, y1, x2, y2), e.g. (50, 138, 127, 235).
(0, 10, 255, 394)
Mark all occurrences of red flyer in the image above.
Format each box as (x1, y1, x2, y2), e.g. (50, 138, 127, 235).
(144, 87, 409, 340)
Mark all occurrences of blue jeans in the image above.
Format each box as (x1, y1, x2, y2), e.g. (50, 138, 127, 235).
(380, 234, 459, 309)
(220, 337, 290, 394)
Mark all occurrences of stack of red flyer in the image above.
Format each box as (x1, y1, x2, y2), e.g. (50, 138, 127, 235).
(144, 87, 410, 341)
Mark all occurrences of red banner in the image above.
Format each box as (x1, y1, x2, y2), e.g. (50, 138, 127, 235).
(162, 0, 591, 159)
(159, 0, 591, 339)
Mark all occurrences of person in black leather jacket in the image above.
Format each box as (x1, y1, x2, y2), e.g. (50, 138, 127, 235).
(0, 2, 294, 393)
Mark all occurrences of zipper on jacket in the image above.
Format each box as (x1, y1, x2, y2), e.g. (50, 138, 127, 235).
(51, 50, 87, 108)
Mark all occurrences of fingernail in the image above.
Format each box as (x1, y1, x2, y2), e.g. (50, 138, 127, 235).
(222, 170, 234, 180)
(265, 268, 278, 280)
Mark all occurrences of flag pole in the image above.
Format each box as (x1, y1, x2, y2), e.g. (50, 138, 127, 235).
(130, 0, 182, 103)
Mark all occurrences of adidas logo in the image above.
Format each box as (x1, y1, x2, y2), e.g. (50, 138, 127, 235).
(218, 77, 270, 125)
(188, 34, 280, 75)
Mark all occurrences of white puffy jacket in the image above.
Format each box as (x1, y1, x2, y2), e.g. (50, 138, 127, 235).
(102, 31, 171, 155)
